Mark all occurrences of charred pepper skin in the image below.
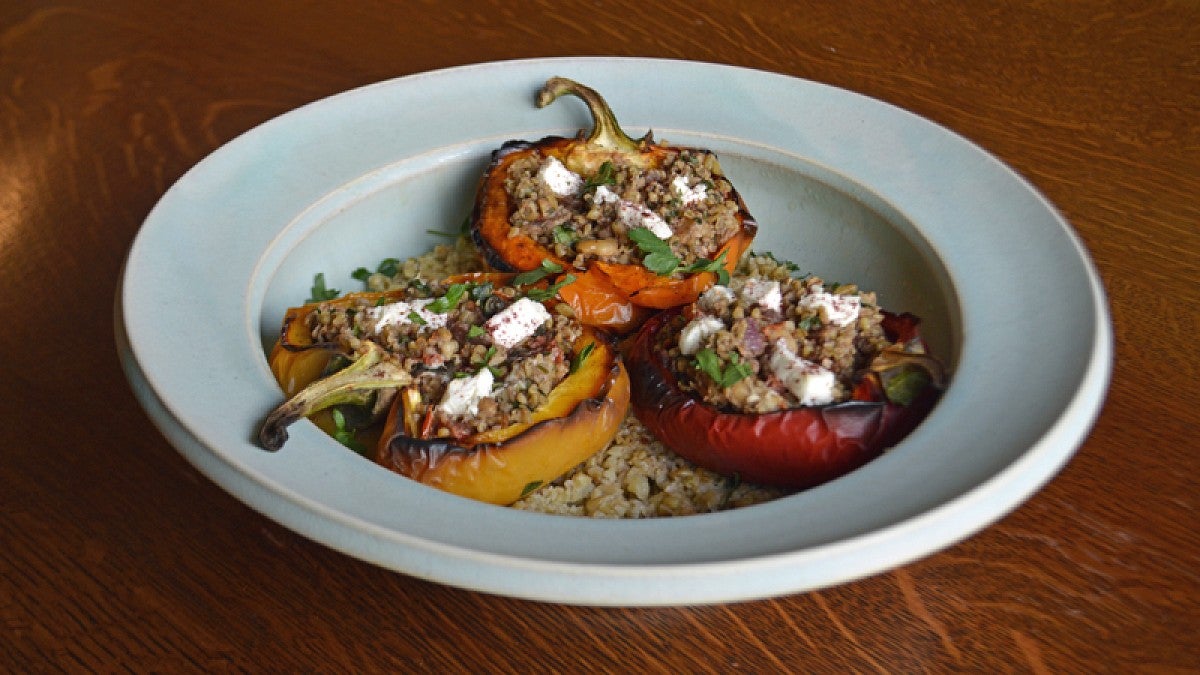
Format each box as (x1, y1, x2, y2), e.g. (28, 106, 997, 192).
(470, 77, 758, 334)
(625, 307, 942, 490)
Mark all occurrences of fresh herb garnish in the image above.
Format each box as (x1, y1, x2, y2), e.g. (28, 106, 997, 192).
(627, 227, 679, 276)
(884, 368, 931, 406)
(331, 408, 367, 455)
(468, 282, 494, 301)
(798, 315, 823, 331)
(694, 349, 754, 388)
(553, 224, 579, 245)
(569, 342, 595, 375)
(683, 250, 730, 285)
(467, 325, 485, 339)
(583, 161, 616, 191)
(307, 273, 340, 303)
(524, 274, 576, 302)
(426, 283, 469, 313)
(425, 229, 457, 239)
(407, 311, 427, 325)
(352, 257, 402, 284)
(513, 259, 564, 286)
(520, 480, 544, 498)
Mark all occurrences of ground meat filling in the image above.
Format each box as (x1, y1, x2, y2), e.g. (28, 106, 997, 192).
(657, 255, 893, 414)
(504, 149, 743, 271)
(306, 280, 582, 438)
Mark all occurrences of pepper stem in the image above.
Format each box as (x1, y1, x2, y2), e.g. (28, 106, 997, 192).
(260, 342, 412, 451)
(536, 77, 648, 153)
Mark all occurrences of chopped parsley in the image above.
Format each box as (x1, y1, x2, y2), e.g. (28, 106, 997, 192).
(553, 224, 579, 245)
(331, 408, 367, 455)
(513, 259, 563, 286)
(426, 282, 468, 313)
(407, 311, 427, 325)
(307, 273, 340, 303)
(467, 325, 486, 339)
(569, 342, 595, 375)
(694, 348, 753, 388)
(524, 274, 575, 302)
(352, 257, 401, 283)
(520, 480, 544, 498)
(627, 227, 679, 276)
(798, 315, 823, 331)
(582, 161, 616, 191)
(683, 250, 730, 285)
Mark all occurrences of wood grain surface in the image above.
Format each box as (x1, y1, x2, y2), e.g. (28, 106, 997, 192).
(2, 1, 1197, 671)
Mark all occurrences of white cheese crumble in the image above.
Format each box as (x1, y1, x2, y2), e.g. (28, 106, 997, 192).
(671, 175, 708, 205)
(538, 156, 583, 196)
(592, 185, 619, 204)
(799, 291, 861, 327)
(618, 201, 672, 239)
(361, 298, 447, 333)
(678, 315, 725, 355)
(739, 279, 782, 312)
(485, 297, 551, 349)
(697, 285, 735, 314)
(768, 340, 836, 406)
(437, 368, 494, 416)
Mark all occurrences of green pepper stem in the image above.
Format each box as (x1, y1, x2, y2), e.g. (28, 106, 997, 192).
(259, 342, 412, 451)
(536, 77, 647, 153)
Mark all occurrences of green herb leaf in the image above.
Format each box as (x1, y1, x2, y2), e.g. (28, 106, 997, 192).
(684, 250, 730, 285)
(583, 161, 616, 191)
(520, 480, 544, 498)
(628, 227, 680, 276)
(376, 258, 401, 277)
(694, 348, 753, 388)
(553, 224, 579, 245)
(351, 267, 372, 282)
(798, 314, 823, 331)
(513, 258, 564, 286)
(307, 273, 340, 303)
(425, 229, 457, 239)
(331, 408, 367, 455)
(426, 283, 469, 313)
(467, 325, 485, 339)
(884, 368, 931, 406)
(407, 311, 427, 325)
(523, 274, 575, 302)
(569, 342, 595, 375)
(468, 281, 494, 301)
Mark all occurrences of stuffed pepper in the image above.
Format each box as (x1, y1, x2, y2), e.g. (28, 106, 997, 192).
(260, 273, 630, 506)
(625, 255, 946, 490)
(470, 77, 758, 333)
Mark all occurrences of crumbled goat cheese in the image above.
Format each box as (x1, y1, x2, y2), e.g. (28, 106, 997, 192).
(618, 201, 673, 239)
(697, 285, 736, 313)
(769, 340, 836, 405)
(437, 368, 494, 416)
(538, 156, 583, 196)
(485, 297, 551, 349)
(671, 175, 708, 205)
(739, 279, 782, 312)
(592, 185, 619, 204)
(799, 291, 861, 327)
(678, 315, 725, 355)
(362, 298, 447, 333)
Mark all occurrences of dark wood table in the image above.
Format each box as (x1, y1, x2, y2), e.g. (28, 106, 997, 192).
(3, 1, 1196, 670)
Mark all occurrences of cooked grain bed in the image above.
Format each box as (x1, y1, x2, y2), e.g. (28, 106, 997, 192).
(366, 237, 785, 516)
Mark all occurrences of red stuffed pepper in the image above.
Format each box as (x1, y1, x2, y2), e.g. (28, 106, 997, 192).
(625, 256, 946, 489)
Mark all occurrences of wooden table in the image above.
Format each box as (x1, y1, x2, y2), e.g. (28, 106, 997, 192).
(3, 1, 1196, 670)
